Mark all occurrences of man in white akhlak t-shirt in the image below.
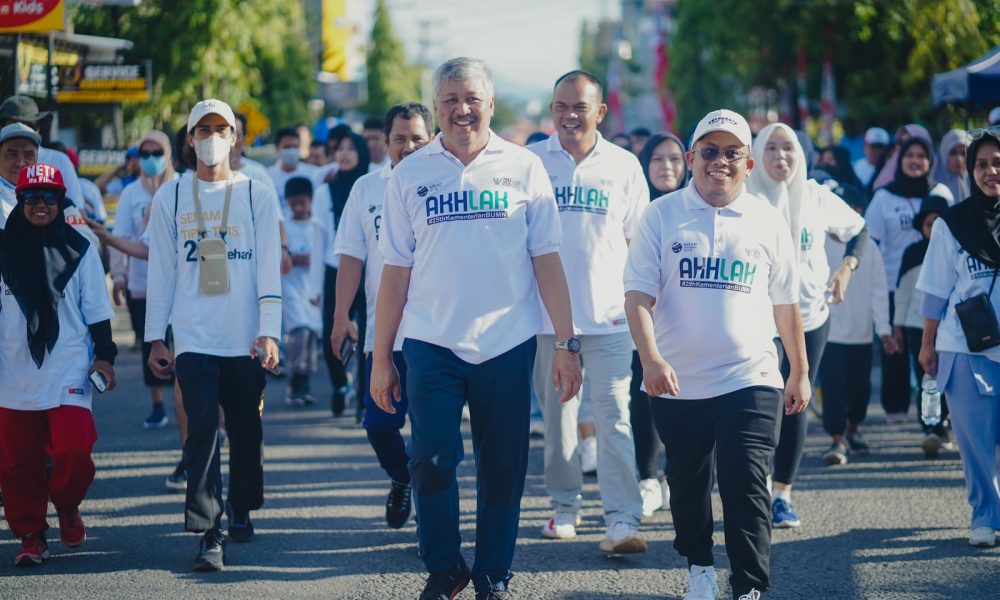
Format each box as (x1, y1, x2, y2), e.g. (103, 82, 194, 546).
(266, 126, 320, 219)
(624, 109, 810, 600)
(330, 102, 433, 530)
(145, 99, 282, 572)
(527, 70, 647, 553)
(371, 58, 582, 599)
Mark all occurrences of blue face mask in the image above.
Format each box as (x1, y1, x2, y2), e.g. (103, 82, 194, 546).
(140, 155, 166, 176)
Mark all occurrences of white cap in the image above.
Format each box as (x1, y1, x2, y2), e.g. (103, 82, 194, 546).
(690, 109, 752, 148)
(989, 106, 1000, 125)
(187, 99, 236, 133)
(0, 122, 41, 147)
(864, 127, 890, 145)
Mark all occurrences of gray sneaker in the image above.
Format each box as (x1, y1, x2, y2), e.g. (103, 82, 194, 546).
(846, 432, 870, 455)
(823, 442, 848, 465)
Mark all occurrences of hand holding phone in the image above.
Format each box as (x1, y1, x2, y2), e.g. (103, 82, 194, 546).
(339, 337, 356, 366)
(89, 370, 107, 393)
(254, 345, 281, 375)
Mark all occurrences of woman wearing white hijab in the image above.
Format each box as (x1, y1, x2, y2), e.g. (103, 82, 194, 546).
(746, 123, 869, 529)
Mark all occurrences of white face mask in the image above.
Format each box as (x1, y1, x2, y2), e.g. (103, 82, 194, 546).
(279, 147, 301, 167)
(194, 135, 232, 167)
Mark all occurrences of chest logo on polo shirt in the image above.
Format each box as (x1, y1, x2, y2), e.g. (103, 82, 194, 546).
(678, 256, 758, 294)
(425, 189, 509, 225)
(554, 185, 609, 215)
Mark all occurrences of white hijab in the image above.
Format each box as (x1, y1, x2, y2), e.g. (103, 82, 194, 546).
(746, 122, 808, 259)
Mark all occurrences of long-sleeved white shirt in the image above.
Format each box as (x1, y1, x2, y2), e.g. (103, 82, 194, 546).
(109, 176, 177, 294)
(144, 171, 283, 357)
(825, 237, 891, 344)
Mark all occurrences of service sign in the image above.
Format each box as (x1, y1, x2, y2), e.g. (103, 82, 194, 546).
(0, 0, 65, 32)
(77, 147, 126, 177)
(56, 62, 151, 103)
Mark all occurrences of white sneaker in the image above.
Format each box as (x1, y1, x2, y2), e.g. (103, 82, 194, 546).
(738, 590, 761, 600)
(662, 478, 671, 508)
(969, 526, 997, 547)
(580, 436, 597, 475)
(684, 565, 719, 600)
(599, 521, 646, 554)
(639, 479, 663, 517)
(541, 512, 579, 539)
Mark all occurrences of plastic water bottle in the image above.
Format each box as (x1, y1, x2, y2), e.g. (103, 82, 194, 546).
(921, 374, 942, 426)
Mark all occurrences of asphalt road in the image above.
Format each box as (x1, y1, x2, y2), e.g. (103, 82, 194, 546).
(1, 314, 998, 599)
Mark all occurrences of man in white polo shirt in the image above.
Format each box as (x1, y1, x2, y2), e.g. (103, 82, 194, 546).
(527, 70, 647, 553)
(624, 109, 810, 600)
(371, 57, 582, 600)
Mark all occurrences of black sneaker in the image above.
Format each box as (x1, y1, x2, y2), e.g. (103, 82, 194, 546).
(845, 432, 870, 455)
(386, 480, 412, 529)
(419, 558, 471, 600)
(332, 388, 346, 417)
(193, 529, 226, 572)
(228, 508, 255, 543)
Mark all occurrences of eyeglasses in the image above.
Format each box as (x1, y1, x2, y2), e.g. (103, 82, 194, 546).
(697, 147, 747, 163)
(19, 189, 63, 206)
(968, 125, 1000, 140)
(139, 149, 164, 159)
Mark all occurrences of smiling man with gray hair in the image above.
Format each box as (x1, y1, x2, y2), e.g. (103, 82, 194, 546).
(371, 57, 582, 599)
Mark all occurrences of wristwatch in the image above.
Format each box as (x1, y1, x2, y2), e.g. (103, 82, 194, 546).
(554, 337, 582, 355)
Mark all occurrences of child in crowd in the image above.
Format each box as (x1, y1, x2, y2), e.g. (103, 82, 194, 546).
(281, 177, 322, 406)
(895, 195, 953, 457)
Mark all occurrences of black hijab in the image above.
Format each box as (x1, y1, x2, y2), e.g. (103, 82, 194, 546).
(822, 145, 864, 191)
(941, 134, 1000, 268)
(327, 132, 371, 226)
(0, 194, 90, 367)
(637, 133, 688, 200)
(885, 138, 934, 199)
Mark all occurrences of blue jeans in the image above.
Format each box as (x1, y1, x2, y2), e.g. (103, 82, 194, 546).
(404, 337, 535, 593)
(364, 352, 410, 484)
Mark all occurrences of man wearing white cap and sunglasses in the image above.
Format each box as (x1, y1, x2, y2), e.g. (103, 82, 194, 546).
(624, 109, 810, 600)
(144, 99, 282, 572)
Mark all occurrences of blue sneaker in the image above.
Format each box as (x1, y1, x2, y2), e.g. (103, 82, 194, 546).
(143, 404, 168, 429)
(772, 498, 801, 528)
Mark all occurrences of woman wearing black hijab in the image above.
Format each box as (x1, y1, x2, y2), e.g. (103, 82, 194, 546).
(917, 127, 1000, 547)
(318, 132, 370, 417)
(0, 164, 116, 567)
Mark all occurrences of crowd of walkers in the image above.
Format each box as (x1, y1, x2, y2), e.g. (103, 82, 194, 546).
(0, 57, 998, 600)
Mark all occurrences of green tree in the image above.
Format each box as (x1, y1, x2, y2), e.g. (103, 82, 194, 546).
(365, 0, 421, 118)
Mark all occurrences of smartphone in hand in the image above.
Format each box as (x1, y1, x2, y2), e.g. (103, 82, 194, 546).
(90, 370, 108, 393)
(254, 346, 281, 375)
(339, 337, 356, 366)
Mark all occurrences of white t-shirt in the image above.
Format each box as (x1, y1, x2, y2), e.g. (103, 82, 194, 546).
(369, 155, 391, 173)
(79, 178, 107, 222)
(110, 177, 177, 294)
(853, 158, 876, 187)
(282, 217, 322, 333)
(916, 218, 1000, 361)
(312, 182, 341, 270)
(267, 161, 319, 219)
(825, 237, 891, 344)
(0, 245, 115, 411)
(794, 180, 866, 331)
(380, 132, 562, 364)
(144, 171, 283, 357)
(527, 134, 648, 335)
(314, 161, 338, 183)
(624, 183, 799, 399)
(865, 183, 953, 291)
(333, 165, 403, 353)
(238, 157, 278, 197)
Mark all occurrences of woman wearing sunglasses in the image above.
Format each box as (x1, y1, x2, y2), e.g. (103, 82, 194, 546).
(0, 163, 117, 567)
(746, 123, 870, 529)
(917, 125, 1000, 547)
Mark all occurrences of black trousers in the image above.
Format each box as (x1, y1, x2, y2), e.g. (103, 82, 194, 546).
(175, 353, 266, 532)
(773, 317, 829, 485)
(650, 386, 782, 597)
(321, 266, 367, 396)
(629, 351, 665, 480)
(903, 327, 950, 434)
(819, 342, 873, 436)
(881, 292, 912, 414)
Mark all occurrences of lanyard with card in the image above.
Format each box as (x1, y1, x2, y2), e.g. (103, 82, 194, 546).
(192, 175, 233, 295)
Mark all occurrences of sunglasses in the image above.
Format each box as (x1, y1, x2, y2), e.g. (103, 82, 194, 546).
(19, 189, 63, 206)
(139, 149, 164, 159)
(968, 125, 1000, 140)
(697, 147, 747, 163)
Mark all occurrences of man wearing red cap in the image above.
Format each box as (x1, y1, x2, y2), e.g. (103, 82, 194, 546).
(0, 163, 117, 567)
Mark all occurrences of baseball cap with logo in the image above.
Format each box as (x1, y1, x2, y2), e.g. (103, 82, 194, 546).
(0, 122, 41, 147)
(16, 163, 66, 195)
(187, 99, 237, 133)
(690, 109, 752, 148)
(0, 95, 51, 123)
(864, 127, 890, 146)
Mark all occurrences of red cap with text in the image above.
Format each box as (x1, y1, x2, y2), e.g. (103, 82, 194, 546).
(16, 163, 66, 194)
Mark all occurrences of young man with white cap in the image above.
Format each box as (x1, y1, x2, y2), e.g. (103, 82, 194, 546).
(144, 99, 282, 572)
(527, 70, 647, 552)
(853, 127, 890, 189)
(624, 109, 810, 600)
(371, 57, 582, 600)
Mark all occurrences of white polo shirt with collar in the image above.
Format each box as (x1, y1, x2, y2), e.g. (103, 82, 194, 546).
(624, 182, 799, 400)
(380, 131, 562, 365)
(528, 133, 648, 335)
